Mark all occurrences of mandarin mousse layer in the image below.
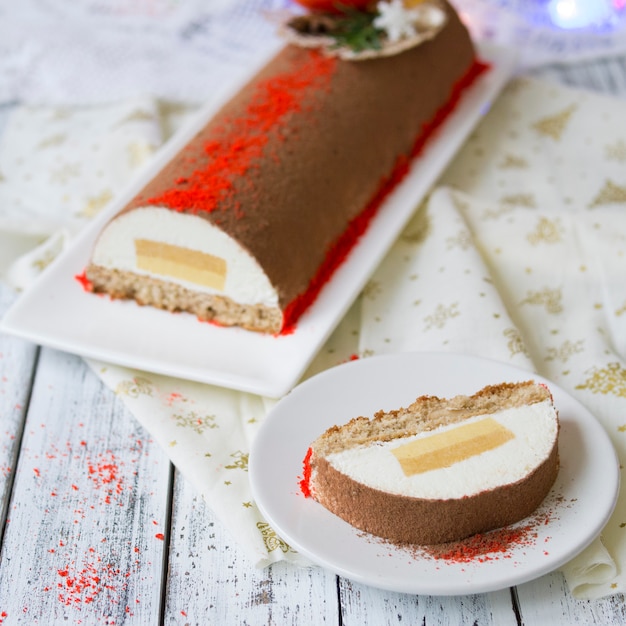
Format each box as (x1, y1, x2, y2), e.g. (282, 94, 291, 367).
(85, 1, 483, 334)
(301, 381, 560, 546)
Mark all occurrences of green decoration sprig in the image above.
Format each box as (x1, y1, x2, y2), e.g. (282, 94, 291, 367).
(330, 5, 385, 53)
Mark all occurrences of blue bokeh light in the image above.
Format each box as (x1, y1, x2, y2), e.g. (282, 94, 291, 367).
(547, 0, 624, 30)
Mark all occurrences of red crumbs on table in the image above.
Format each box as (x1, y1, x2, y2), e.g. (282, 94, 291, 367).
(23, 438, 149, 615)
(424, 525, 537, 563)
(87, 450, 127, 506)
(54, 552, 136, 612)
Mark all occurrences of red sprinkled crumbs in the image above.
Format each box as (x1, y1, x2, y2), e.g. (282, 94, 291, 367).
(165, 392, 183, 407)
(54, 551, 136, 610)
(74, 271, 93, 292)
(86, 450, 127, 506)
(24, 438, 150, 616)
(299, 447, 313, 498)
(142, 51, 337, 217)
(422, 524, 539, 564)
(398, 504, 560, 566)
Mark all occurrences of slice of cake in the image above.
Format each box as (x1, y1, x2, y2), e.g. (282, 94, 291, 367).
(84, 1, 486, 334)
(300, 381, 560, 545)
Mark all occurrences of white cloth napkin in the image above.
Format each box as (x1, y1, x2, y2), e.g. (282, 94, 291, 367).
(438, 76, 626, 598)
(86, 302, 363, 568)
(1, 75, 626, 596)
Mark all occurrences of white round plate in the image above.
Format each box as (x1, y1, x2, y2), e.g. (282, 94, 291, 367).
(249, 352, 620, 595)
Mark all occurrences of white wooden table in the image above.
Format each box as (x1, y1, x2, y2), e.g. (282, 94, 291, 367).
(1, 55, 626, 625)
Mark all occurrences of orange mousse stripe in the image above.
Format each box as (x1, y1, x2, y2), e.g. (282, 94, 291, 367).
(392, 417, 515, 476)
(135, 239, 227, 290)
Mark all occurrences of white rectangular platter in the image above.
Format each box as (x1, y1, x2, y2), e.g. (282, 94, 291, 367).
(0, 43, 517, 398)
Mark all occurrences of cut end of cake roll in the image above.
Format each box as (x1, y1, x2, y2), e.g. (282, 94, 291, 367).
(301, 381, 560, 546)
(86, 207, 284, 333)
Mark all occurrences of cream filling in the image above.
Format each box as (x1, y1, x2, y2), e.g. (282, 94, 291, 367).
(90, 207, 279, 308)
(324, 400, 558, 500)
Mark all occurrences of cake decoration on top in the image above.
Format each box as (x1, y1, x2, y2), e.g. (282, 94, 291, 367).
(283, 0, 448, 60)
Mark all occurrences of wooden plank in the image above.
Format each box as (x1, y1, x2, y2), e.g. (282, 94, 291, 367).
(0, 347, 172, 624)
(164, 470, 339, 624)
(0, 286, 38, 530)
(338, 577, 519, 625)
(515, 571, 626, 625)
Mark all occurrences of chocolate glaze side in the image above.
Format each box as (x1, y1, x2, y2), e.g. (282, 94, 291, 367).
(310, 443, 560, 546)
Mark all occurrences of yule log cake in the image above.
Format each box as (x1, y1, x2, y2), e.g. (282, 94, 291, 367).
(84, 0, 486, 334)
(300, 381, 560, 546)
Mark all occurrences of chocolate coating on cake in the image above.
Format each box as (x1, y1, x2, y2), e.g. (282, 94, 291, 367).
(311, 444, 559, 545)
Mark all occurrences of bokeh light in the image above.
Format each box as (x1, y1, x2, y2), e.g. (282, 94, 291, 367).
(547, 0, 624, 29)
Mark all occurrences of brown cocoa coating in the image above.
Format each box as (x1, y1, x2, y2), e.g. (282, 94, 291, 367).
(311, 444, 560, 546)
(113, 1, 476, 309)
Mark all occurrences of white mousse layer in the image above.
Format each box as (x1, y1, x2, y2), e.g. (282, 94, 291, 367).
(91, 207, 279, 308)
(325, 400, 558, 500)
